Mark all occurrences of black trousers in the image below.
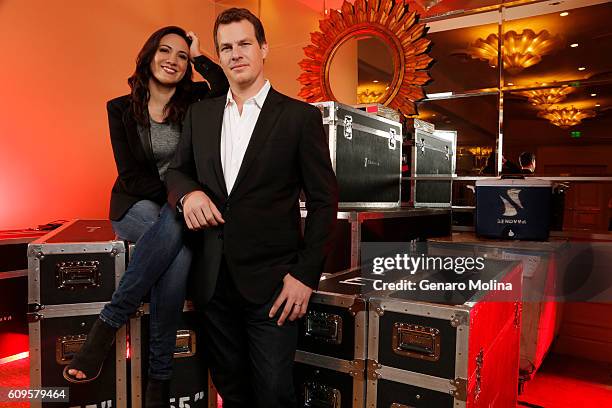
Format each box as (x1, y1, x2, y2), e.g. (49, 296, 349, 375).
(201, 259, 298, 408)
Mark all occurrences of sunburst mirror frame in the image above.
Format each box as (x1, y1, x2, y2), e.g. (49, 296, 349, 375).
(298, 0, 433, 116)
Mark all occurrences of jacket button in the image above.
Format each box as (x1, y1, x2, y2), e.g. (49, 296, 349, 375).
(218, 232, 224, 240)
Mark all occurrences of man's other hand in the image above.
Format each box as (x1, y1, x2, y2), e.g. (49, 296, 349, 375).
(269, 274, 313, 326)
(182, 190, 225, 230)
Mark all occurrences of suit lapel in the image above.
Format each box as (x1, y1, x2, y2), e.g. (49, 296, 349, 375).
(124, 111, 155, 165)
(229, 88, 284, 197)
(208, 97, 229, 198)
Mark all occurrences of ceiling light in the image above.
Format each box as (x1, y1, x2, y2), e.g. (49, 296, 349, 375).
(373, 80, 379, 83)
(570, 43, 578, 48)
(518, 87, 574, 107)
(578, 67, 586, 71)
(595, 103, 601, 107)
(507, 83, 514, 86)
(590, 93, 596, 97)
(538, 107, 595, 128)
(427, 92, 453, 99)
(466, 29, 561, 74)
(432, 114, 436, 117)
(560, 12, 569, 17)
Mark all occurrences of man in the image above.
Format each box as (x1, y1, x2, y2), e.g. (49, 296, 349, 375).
(165, 8, 338, 408)
(519, 151, 536, 174)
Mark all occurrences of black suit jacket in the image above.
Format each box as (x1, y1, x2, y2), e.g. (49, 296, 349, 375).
(108, 55, 229, 220)
(165, 88, 338, 306)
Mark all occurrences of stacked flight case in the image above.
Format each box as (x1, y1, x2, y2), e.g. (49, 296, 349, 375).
(27, 220, 127, 408)
(0, 228, 46, 361)
(27, 223, 217, 408)
(366, 260, 522, 407)
(129, 301, 217, 408)
(408, 119, 457, 207)
(295, 269, 368, 407)
(302, 208, 452, 274)
(296, 259, 523, 407)
(427, 233, 568, 386)
(124, 244, 217, 408)
(311, 101, 403, 208)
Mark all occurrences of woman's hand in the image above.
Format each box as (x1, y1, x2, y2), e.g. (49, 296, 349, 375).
(186, 31, 202, 61)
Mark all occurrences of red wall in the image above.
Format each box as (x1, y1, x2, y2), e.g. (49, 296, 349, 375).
(0, 1, 216, 229)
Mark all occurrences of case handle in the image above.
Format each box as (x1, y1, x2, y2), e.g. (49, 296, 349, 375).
(392, 323, 441, 361)
(55, 261, 101, 290)
(304, 310, 343, 344)
(303, 382, 341, 408)
(56, 334, 87, 364)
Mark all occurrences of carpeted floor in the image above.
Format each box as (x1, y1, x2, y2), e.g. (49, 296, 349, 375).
(1, 352, 610, 407)
(518, 353, 612, 407)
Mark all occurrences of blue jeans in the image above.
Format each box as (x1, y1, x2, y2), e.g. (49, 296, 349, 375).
(103, 200, 191, 380)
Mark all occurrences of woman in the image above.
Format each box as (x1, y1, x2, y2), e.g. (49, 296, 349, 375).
(63, 26, 228, 406)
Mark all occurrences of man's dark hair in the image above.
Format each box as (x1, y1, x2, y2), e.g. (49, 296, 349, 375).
(213, 8, 266, 53)
(519, 152, 536, 167)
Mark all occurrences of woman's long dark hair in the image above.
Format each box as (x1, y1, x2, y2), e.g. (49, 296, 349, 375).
(128, 26, 194, 127)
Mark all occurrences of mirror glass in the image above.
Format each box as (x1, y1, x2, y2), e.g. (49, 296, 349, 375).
(328, 36, 394, 105)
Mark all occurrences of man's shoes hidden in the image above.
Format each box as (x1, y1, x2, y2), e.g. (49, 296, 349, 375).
(62, 317, 117, 383)
(145, 378, 171, 408)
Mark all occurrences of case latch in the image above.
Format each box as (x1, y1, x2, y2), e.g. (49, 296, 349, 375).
(343, 115, 353, 140)
(388, 128, 397, 150)
(174, 329, 196, 358)
(416, 138, 426, 154)
(475, 349, 484, 401)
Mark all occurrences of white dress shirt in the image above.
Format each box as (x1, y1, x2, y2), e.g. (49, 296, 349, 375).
(221, 80, 271, 194)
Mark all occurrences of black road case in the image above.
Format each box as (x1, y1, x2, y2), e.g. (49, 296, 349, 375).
(0, 229, 46, 359)
(301, 208, 451, 274)
(296, 269, 368, 408)
(409, 119, 457, 207)
(27, 220, 127, 408)
(312, 101, 403, 208)
(129, 302, 217, 408)
(366, 259, 523, 408)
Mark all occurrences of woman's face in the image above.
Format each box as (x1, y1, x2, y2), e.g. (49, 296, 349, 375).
(150, 33, 190, 86)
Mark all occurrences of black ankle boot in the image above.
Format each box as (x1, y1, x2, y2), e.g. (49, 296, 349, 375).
(63, 317, 118, 383)
(145, 378, 171, 408)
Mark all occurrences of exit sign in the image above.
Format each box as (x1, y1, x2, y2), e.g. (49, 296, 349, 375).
(571, 131, 581, 138)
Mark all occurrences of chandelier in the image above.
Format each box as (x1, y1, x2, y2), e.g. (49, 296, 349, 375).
(538, 107, 595, 128)
(518, 87, 574, 108)
(357, 88, 386, 104)
(467, 29, 561, 74)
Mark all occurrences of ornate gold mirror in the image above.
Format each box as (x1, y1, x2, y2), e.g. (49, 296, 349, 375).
(328, 36, 395, 104)
(298, 0, 433, 116)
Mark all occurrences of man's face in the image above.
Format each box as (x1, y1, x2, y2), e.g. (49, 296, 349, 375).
(216, 20, 268, 88)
